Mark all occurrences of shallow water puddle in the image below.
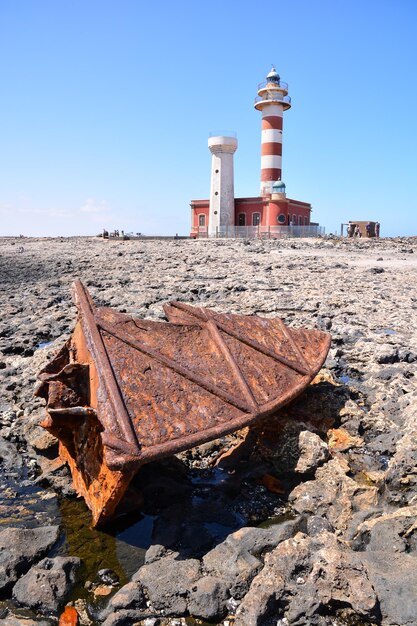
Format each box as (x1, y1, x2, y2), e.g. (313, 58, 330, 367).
(55, 497, 155, 600)
(338, 374, 351, 384)
(36, 340, 54, 349)
(0, 456, 60, 529)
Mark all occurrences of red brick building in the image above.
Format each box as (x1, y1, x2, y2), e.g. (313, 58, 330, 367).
(191, 183, 312, 237)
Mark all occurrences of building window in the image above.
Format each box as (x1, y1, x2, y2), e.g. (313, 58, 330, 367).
(198, 214, 206, 227)
(277, 213, 286, 224)
(292, 214, 297, 225)
(299, 215, 303, 225)
(238, 213, 246, 226)
(304, 216, 309, 225)
(252, 213, 261, 226)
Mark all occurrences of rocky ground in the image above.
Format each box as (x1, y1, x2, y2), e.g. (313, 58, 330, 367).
(0, 234, 416, 626)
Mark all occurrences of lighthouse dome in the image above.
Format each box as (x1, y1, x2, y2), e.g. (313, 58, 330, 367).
(272, 180, 286, 192)
(266, 66, 280, 83)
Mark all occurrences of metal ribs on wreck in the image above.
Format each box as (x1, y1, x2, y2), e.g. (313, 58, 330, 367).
(36, 280, 331, 526)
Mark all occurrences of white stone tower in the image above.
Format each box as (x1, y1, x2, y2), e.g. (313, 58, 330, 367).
(254, 66, 291, 197)
(208, 134, 238, 237)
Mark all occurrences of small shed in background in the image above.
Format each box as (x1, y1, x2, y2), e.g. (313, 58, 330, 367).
(342, 221, 380, 238)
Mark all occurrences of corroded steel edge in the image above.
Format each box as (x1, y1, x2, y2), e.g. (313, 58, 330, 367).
(71, 280, 142, 462)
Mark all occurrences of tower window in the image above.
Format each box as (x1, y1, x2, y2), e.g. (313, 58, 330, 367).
(198, 214, 206, 227)
(238, 213, 246, 226)
(215, 192, 218, 196)
(252, 213, 261, 226)
(277, 213, 286, 224)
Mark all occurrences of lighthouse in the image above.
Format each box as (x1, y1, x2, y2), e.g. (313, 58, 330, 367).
(207, 134, 238, 237)
(190, 67, 317, 238)
(254, 66, 291, 197)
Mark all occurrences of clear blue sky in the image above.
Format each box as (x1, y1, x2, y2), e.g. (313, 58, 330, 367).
(1, 0, 416, 237)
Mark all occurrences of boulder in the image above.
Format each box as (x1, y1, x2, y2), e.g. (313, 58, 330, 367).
(0, 437, 23, 470)
(385, 399, 417, 503)
(306, 515, 333, 537)
(12, 556, 81, 614)
(327, 427, 363, 452)
(374, 344, 398, 364)
(351, 505, 417, 553)
(188, 575, 229, 622)
(101, 610, 154, 626)
(133, 553, 200, 614)
(295, 431, 329, 473)
(99, 581, 146, 621)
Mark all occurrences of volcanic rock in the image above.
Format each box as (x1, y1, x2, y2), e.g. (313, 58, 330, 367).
(234, 530, 379, 626)
(132, 553, 200, 614)
(295, 430, 329, 473)
(201, 518, 303, 599)
(0, 526, 59, 593)
(290, 457, 379, 532)
(12, 556, 81, 614)
(187, 575, 229, 621)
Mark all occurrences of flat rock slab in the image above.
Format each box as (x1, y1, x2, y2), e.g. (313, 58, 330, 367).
(202, 517, 303, 598)
(0, 526, 59, 593)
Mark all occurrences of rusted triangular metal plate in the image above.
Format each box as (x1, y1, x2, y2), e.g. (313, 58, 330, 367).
(36, 281, 331, 526)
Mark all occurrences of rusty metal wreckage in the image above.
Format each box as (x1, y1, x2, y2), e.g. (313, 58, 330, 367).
(36, 280, 331, 526)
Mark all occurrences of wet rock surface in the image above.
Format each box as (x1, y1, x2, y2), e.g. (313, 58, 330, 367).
(0, 234, 417, 625)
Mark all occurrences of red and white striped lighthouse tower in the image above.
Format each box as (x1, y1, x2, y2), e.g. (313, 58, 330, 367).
(254, 66, 291, 197)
